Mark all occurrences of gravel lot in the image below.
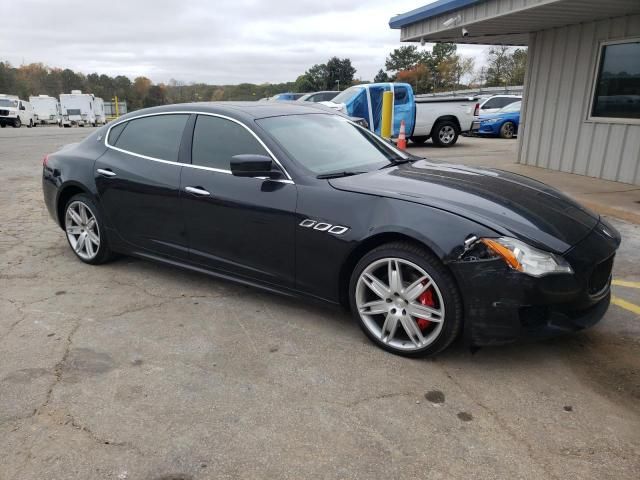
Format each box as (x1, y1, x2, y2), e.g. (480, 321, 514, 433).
(1, 126, 639, 480)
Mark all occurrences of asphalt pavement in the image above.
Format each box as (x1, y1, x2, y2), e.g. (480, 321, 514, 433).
(1, 126, 639, 479)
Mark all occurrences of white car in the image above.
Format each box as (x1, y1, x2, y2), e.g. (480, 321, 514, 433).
(474, 95, 522, 117)
(0, 95, 35, 128)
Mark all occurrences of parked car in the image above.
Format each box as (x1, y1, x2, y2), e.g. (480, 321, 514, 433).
(30, 95, 63, 126)
(473, 94, 521, 117)
(471, 101, 521, 138)
(60, 91, 97, 127)
(322, 83, 477, 147)
(0, 95, 35, 128)
(42, 102, 620, 357)
(297, 91, 339, 103)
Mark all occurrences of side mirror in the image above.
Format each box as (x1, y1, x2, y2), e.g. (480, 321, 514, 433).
(230, 154, 279, 179)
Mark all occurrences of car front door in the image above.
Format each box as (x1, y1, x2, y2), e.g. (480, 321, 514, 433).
(95, 113, 191, 259)
(180, 114, 297, 288)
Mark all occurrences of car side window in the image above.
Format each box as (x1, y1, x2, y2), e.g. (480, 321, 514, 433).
(482, 98, 501, 109)
(191, 115, 269, 171)
(114, 114, 189, 161)
(108, 122, 127, 145)
(394, 87, 409, 105)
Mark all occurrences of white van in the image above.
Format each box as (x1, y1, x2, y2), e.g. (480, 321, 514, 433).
(60, 90, 97, 127)
(0, 94, 36, 128)
(93, 97, 106, 125)
(30, 95, 63, 126)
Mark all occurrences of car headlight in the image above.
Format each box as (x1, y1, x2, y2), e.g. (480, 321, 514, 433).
(482, 118, 501, 124)
(8, 111, 17, 117)
(480, 237, 573, 277)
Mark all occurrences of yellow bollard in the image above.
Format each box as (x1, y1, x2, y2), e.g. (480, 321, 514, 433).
(114, 96, 120, 118)
(381, 90, 393, 139)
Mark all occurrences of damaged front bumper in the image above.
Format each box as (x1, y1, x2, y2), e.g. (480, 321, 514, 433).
(449, 221, 620, 346)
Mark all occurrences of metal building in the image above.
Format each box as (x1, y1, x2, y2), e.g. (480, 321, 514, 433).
(390, 0, 640, 185)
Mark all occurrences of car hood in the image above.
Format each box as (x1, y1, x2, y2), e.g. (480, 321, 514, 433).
(328, 160, 599, 253)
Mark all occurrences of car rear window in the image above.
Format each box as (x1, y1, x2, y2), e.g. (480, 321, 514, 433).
(113, 114, 189, 161)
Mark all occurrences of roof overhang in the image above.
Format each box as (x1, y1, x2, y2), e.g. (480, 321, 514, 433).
(390, 0, 640, 45)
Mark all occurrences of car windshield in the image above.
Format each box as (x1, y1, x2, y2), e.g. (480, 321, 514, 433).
(257, 114, 408, 175)
(0, 99, 17, 107)
(331, 86, 363, 104)
(499, 101, 522, 113)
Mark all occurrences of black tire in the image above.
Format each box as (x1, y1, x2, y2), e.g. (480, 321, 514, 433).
(410, 136, 428, 145)
(499, 121, 516, 139)
(349, 241, 463, 357)
(13, 118, 21, 128)
(27, 119, 33, 128)
(0, 123, 5, 128)
(431, 120, 459, 147)
(63, 193, 115, 265)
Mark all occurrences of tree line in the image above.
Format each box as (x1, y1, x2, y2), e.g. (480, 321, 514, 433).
(374, 44, 526, 94)
(0, 45, 526, 110)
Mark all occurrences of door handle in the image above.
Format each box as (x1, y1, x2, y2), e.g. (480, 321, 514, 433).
(97, 168, 116, 177)
(185, 186, 211, 196)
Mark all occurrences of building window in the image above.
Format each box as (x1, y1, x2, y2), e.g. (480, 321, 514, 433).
(591, 40, 640, 120)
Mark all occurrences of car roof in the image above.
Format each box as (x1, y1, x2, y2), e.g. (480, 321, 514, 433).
(113, 101, 338, 122)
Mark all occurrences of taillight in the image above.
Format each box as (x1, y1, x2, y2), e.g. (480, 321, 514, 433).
(43, 154, 49, 167)
(474, 103, 480, 116)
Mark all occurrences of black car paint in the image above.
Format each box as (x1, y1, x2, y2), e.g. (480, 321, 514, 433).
(42, 102, 621, 346)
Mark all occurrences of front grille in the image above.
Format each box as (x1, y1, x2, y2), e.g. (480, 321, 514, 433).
(589, 255, 614, 295)
(0, 109, 8, 116)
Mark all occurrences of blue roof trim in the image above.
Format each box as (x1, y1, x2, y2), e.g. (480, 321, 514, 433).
(389, 0, 481, 29)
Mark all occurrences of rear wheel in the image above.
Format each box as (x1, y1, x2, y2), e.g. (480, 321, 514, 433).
(499, 121, 515, 139)
(349, 242, 463, 357)
(64, 194, 114, 265)
(431, 120, 459, 147)
(27, 119, 33, 128)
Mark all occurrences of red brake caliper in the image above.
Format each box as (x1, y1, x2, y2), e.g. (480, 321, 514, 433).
(416, 284, 434, 330)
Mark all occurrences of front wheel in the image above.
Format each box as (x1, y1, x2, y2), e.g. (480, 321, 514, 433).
(349, 242, 463, 357)
(64, 194, 115, 265)
(13, 118, 21, 128)
(431, 121, 459, 147)
(499, 121, 516, 139)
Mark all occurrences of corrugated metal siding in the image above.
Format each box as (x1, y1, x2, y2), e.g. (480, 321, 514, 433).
(520, 14, 640, 185)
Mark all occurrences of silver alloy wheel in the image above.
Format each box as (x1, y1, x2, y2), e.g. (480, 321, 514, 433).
(65, 200, 100, 260)
(355, 257, 445, 351)
(438, 125, 455, 144)
(502, 122, 514, 138)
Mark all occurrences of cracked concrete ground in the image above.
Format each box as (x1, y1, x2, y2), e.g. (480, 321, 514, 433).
(1, 127, 639, 479)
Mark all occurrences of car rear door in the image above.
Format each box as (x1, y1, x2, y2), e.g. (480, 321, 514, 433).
(95, 113, 191, 259)
(180, 114, 297, 288)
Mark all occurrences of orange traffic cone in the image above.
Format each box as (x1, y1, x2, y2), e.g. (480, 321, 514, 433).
(397, 120, 407, 150)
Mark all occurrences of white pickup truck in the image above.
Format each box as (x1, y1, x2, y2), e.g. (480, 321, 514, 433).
(321, 82, 477, 147)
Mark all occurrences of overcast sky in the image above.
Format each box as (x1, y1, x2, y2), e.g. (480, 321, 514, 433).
(2, 0, 487, 85)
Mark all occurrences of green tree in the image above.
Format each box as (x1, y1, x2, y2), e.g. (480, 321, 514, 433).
(325, 57, 356, 90)
(373, 69, 390, 83)
(385, 46, 425, 73)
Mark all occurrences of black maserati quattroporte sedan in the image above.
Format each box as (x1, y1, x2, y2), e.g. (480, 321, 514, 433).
(42, 102, 621, 356)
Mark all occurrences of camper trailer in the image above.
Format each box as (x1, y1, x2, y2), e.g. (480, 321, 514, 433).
(60, 90, 97, 127)
(30, 95, 63, 126)
(93, 97, 106, 125)
(0, 94, 35, 128)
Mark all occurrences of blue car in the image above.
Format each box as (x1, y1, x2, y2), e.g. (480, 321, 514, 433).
(471, 101, 521, 138)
